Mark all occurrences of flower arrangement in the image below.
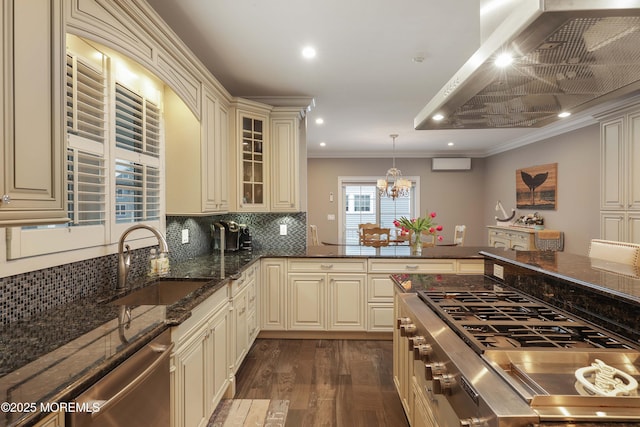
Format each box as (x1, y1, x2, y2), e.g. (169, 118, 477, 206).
(393, 212, 444, 250)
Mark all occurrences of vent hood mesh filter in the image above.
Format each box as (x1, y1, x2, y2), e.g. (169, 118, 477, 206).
(431, 15, 640, 129)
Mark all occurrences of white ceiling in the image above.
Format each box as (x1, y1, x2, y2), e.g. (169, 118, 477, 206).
(144, 0, 597, 158)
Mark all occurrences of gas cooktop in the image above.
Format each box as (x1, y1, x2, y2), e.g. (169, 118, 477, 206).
(417, 290, 639, 354)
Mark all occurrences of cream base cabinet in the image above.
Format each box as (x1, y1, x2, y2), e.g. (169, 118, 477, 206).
(260, 259, 287, 330)
(288, 273, 326, 330)
(0, 0, 67, 226)
(229, 263, 259, 373)
(327, 273, 366, 330)
(34, 411, 64, 427)
(287, 259, 368, 331)
(367, 275, 395, 332)
(171, 286, 230, 427)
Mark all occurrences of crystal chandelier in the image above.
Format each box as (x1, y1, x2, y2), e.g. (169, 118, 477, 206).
(377, 134, 411, 200)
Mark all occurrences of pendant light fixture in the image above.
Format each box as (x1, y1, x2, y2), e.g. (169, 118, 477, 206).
(377, 134, 411, 200)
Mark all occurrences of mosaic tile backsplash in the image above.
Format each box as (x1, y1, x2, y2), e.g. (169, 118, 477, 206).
(1, 212, 307, 325)
(166, 212, 307, 263)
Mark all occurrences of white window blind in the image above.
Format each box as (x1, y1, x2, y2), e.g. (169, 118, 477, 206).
(66, 54, 107, 143)
(65, 53, 108, 226)
(114, 83, 161, 224)
(115, 84, 161, 158)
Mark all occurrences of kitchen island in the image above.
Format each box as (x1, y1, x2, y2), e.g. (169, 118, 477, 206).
(0, 245, 485, 427)
(392, 250, 640, 426)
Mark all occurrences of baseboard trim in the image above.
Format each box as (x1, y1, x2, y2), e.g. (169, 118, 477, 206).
(257, 330, 392, 340)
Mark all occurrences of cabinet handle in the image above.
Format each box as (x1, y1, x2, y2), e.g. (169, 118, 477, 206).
(320, 264, 334, 269)
(405, 264, 419, 270)
(1, 195, 9, 204)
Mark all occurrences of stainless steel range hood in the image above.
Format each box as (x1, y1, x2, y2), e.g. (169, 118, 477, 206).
(415, 0, 640, 130)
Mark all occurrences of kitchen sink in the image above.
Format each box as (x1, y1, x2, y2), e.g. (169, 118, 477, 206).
(110, 279, 209, 306)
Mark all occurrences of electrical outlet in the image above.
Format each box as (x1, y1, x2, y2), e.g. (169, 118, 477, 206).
(280, 224, 287, 235)
(181, 229, 189, 244)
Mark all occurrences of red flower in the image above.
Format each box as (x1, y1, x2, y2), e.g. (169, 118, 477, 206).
(437, 235, 444, 241)
(429, 227, 435, 233)
(429, 212, 436, 218)
(436, 225, 443, 231)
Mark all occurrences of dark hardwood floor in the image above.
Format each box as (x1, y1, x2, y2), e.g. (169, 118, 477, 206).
(233, 338, 409, 427)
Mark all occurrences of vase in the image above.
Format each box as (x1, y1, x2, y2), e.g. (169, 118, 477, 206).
(411, 233, 422, 255)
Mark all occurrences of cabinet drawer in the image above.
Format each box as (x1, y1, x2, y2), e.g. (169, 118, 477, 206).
(368, 303, 394, 331)
(367, 275, 394, 302)
(456, 260, 484, 274)
(368, 259, 456, 274)
(288, 258, 367, 273)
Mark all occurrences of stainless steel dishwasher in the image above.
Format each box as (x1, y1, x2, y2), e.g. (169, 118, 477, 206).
(68, 329, 173, 427)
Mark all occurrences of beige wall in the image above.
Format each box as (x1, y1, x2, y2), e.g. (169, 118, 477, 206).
(484, 124, 601, 255)
(307, 123, 601, 254)
(307, 157, 488, 245)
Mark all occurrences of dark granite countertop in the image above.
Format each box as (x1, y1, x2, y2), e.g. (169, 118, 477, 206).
(0, 245, 485, 426)
(391, 273, 489, 294)
(480, 248, 640, 303)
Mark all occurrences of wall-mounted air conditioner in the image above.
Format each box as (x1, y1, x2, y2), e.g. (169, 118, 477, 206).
(431, 158, 471, 171)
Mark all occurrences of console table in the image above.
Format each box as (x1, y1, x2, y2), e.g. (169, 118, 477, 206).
(487, 225, 537, 250)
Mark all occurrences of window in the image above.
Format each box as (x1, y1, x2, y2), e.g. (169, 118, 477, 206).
(339, 178, 419, 245)
(114, 83, 161, 225)
(6, 35, 164, 259)
(352, 194, 371, 212)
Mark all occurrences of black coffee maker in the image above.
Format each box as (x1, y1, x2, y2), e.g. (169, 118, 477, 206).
(239, 224, 252, 251)
(212, 221, 241, 251)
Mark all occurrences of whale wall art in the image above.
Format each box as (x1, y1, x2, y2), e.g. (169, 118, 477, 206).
(516, 163, 557, 210)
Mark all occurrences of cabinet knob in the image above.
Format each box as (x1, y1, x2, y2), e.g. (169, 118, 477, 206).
(1, 195, 10, 204)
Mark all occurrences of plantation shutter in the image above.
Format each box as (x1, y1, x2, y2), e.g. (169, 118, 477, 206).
(65, 53, 107, 226)
(114, 83, 161, 223)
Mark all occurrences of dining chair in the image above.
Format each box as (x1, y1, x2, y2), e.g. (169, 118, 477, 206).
(358, 223, 379, 245)
(361, 227, 391, 247)
(453, 225, 466, 246)
(309, 224, 319, 246)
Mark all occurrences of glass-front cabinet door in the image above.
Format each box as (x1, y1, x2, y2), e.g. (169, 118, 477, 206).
(242, 116, 264, 205)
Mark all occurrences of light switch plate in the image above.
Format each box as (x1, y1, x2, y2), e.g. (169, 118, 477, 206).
(327, 214, 336, 221)
(181, 229, 189, 244)
(280, 224, 287, 235)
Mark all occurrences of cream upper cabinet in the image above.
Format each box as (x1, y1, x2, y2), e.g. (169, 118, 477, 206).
(230, 99, 271, 212)
(0, 0, 67, 226)
(598, 104, 640, 243)
(270, 108, 301, 212)
(166, 85, 229, 215)
(229, 100, 306, 212)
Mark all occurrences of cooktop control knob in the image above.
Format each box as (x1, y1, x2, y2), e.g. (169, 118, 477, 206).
(425, 362, 446, 380)
(460, 417, 487, 427)
(396, 317, 411, 328)
(408, 335, 425, 350)
(400, 323, 416, 337)
(413, 343, 433, 360)
(432, 373, 455, 395)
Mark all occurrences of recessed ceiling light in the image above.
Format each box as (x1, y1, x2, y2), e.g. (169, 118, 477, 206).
(302, 46, 316, 59)
(315, 118, 324, 125)
(495, 52, 513, 67)
(558, 111, 571, 118)
(320, 142, 326, 147)
(448, 142, 454, 146)
(433, 114, 444, 121)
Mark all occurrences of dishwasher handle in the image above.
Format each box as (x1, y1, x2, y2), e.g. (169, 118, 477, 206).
(90, 340, 175, 419)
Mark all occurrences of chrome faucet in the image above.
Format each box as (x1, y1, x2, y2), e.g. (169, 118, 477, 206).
(117, 224, 169, 291)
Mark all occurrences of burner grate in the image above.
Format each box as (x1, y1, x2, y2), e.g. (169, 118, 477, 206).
(417, 289, 638, 352)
